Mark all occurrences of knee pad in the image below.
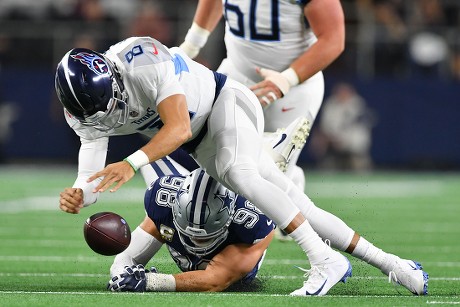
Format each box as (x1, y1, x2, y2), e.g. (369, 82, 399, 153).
(222, 161, 260, 196)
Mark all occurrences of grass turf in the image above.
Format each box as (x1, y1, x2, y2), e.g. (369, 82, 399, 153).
(0, 165, 459, 306)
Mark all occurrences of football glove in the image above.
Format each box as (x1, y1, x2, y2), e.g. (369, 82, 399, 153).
(107, 264, 147, 292)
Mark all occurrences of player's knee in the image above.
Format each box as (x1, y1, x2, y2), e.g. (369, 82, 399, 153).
(224, 162, 260, 195)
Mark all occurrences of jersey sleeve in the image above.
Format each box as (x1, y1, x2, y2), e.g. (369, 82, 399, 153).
(230, 197, 275, 245)
(144, 175, 186, 225)
(111, 37, 185, 108)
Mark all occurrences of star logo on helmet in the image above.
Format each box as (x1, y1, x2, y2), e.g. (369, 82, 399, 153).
(214, 190, 235, 214)
(71, 52, 109, 75)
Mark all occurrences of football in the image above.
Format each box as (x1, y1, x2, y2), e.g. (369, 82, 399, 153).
(83, 212, 131, 256)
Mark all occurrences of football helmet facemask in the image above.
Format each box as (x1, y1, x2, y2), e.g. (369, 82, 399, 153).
(173, 170, 236, 256)
(55, 48, 129, 131)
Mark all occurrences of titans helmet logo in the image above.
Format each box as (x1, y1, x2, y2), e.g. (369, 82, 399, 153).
(71, 52, 109, 75)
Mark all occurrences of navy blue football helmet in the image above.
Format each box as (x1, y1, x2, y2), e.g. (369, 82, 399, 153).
(173, 169, 236, 256)
(55, 48, 129, 131)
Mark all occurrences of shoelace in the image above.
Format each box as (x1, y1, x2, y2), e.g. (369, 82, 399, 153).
(388, 270, 404, 295)
(295, 265, 327, 285)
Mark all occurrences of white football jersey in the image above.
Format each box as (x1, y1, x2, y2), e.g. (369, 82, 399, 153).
(223, 0, 316, 82)
(65, 36, 219, 141)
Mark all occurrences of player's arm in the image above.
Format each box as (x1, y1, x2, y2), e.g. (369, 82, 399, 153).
(59, 137, 108, 213)
(109, 231, 274, 292)
(173, 232, 274, 291)
(250, 0, 345, 105)
(109, 230, 274, 292)
(110, 216, 165, 277)
(293, 0, 345, 82)
(179, 0, 223, 58)
(87, 94, 192, 193)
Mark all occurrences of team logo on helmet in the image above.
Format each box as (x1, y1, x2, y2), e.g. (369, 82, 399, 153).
(71, 52, 109, 75)
(214, 190, 235, 215)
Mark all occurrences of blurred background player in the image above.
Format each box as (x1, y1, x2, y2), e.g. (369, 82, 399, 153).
(310, 82, 375, 172)
(179, 0, 345, 191)
(108, 169, 275, 292)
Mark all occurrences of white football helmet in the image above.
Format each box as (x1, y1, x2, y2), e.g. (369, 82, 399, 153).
(173, 169, 236, 256)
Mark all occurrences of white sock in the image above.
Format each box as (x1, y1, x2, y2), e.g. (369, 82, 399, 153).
(110, 226, 163, 276)
(351, 236, 397, 274)
(289, 220, 331, 265)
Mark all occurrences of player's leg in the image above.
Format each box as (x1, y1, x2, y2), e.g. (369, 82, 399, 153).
(348, 233, 428, 295)
(263, 71, 324, 187)
(263, 116, 311, 241)
(195, 80, 351, 296)
(285, 179, 428, 295)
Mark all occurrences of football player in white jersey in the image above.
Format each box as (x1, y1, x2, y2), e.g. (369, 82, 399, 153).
(180, 0, 345, 190)
(55, 36, 351, 296)
(55, 36, 427, 296)
(177, 1, 427, 296)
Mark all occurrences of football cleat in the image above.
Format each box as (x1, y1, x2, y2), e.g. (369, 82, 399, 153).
(387, 259, 429, 295)
(264, 117, 311, 172)
(290, 251, 352, 296)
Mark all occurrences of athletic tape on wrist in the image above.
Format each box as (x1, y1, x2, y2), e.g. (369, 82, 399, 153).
(185, 22, 210, 48)
(281, 67, 300, 87)
(123, 150, 149, 172)
(146, 273, 176, 292)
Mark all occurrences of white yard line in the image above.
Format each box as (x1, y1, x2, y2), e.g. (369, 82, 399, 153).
(0, 290, 458, 300)
(0, 188, 146, 213)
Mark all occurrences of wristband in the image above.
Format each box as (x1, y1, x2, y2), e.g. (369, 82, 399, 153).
(281, 67, 300, 87)
(184, 22, 210, 48)
(146, 273, 176, 292)
(123, 150, 149, 172)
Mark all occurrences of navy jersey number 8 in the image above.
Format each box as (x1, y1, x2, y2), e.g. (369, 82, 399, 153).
(224, 0, 280, 42)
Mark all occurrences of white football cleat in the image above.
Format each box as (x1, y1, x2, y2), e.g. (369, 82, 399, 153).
(387, 259, 429, 295)
(263, 117, 311, 172)
(290, 251, 352, 296)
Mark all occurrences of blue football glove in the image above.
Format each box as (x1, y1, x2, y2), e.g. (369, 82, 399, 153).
(107, 264, 147, 292)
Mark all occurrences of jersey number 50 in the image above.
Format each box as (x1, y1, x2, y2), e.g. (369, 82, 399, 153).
(224, 0, 280, 41)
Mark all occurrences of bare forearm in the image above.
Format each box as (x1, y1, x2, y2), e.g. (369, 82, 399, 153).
(291, 37, 344, 83)
(194, 0, 223, 31)
(173, 270, 234, 292)
(141, 126, 190, 163)
(292, 0, 344, 82)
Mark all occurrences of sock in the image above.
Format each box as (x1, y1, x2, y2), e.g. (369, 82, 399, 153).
(289, 220, 331, 265)
(351, 236, 397, 274)
(110, 226, 162, 276)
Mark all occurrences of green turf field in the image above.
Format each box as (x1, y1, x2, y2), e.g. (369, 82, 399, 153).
(0, 165, 459, 306)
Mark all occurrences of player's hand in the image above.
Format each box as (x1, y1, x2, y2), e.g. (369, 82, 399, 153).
(87, 161, 135, 193)
(59, 188, 83, 214)
(250, 68, 290, 107)
(107, 264, 147, 292)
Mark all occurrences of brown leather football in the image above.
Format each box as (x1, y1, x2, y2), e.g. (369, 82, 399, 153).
(83, 212, 131, 256)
